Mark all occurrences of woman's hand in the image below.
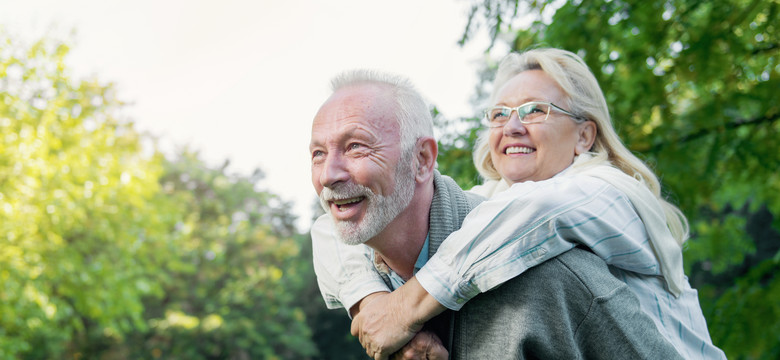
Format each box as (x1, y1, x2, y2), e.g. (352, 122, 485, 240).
(350, 277, 447, 360)
(351, 291, 421, 360)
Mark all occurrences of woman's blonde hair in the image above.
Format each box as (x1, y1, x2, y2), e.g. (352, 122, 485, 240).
(473, 48, 689, 244)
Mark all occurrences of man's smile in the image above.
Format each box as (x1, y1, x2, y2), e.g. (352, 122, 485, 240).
(332, 196, 365, 211)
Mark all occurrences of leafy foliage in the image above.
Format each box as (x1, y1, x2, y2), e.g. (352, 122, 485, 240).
(118, 151, 318, 360)
(438, 0, 779, 358)
(0, 32, 318, 359)
(0, 32, 168, 359)
(434, 107, 484, 189)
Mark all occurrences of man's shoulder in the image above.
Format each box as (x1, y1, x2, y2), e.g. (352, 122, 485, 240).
(463, 191, 485, 209)
(550, 247, 627, 298)
(434, 172, 485, 206)
(485, 247, 624, 300)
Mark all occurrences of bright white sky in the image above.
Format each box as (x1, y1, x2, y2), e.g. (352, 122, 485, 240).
(1, 0, 498, 231)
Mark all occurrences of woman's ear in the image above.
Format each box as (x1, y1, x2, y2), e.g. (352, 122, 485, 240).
(575, 121, 597, 155)
(415, 136, 438, 183)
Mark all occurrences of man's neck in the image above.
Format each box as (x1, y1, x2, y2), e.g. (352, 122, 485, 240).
(366, 182, 434, 280)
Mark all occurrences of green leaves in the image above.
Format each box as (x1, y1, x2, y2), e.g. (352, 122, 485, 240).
(1, 32, 165, 358)
(1, 31, 317, 359)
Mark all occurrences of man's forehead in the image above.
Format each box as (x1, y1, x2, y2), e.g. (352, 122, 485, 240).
(312, 84, 399, 135)
(325, 83, 392, 110)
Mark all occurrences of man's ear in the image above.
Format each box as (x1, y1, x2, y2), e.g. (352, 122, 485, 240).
(415, 137, 438, 183)
(575, 121, 597, 155)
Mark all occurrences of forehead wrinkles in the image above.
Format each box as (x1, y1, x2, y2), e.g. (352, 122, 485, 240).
(312, 85, 401, 145)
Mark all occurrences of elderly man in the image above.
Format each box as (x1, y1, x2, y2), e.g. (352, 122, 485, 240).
(309, 69, 682, 359)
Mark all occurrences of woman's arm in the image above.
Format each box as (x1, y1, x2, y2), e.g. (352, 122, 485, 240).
(417, 174, 660, 310)
(308, 179, 507, 314)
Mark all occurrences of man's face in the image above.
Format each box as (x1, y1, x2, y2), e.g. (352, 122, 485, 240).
(309, 84, 415, 245)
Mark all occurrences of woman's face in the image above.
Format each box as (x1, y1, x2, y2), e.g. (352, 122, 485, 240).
(489, 70, 594, 184)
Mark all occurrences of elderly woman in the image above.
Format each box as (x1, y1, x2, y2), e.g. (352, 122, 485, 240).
(313, 48, 725, 359)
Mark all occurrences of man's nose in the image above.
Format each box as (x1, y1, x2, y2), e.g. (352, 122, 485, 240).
(319, 153, 350, 188)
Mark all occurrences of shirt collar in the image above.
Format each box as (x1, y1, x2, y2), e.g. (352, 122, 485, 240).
(374, 233, 430, 290)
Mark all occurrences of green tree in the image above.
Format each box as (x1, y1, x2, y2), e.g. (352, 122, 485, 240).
(0, 31, 319, 359)
(119, 151, 318, 359)
(0, 32, 170, 358)
(437, 0, 779, 358)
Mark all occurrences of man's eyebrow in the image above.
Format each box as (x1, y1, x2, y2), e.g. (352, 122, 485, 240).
(309, 125, 377, 151)
(309, 138, 324, 151)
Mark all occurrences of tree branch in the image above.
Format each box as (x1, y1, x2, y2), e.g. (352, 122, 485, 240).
(752, 43, 779, 55)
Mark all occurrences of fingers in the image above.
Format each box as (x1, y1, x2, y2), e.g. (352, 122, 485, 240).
(350, 313, 360, 337)
(419, 331, 447, 360)
(368, 348, 389, 360)
(392, 344, 424, 360)
(388, 331, 448, 360)
(426, 342, 448, 360)
(353, 315, 388, 360)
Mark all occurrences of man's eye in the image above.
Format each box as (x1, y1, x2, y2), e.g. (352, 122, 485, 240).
(312, 150, 324, 159)
(349, 143, 362, 150)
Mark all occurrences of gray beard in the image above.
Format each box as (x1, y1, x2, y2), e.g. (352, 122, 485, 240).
(319, 158, 416, 246)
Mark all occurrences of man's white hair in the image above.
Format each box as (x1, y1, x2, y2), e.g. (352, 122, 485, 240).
(330, 69, 434, 154)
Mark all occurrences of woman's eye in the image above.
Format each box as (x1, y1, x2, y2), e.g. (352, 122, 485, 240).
(312, 150, 323, 159)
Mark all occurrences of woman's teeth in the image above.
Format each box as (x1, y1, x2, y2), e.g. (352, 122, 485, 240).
(506, 146, 534, 154)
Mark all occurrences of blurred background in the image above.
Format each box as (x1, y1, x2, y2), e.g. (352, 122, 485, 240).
(1, 0, 778, 359)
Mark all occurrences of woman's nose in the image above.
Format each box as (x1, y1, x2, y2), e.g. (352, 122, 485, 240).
(502, 111, 528, 136)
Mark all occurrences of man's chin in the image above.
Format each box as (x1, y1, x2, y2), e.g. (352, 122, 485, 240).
(333, 220, 374, 246)
(335, 232, 370, 246)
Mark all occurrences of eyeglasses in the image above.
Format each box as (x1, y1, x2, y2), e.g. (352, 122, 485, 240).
(483, 101, 585, 128)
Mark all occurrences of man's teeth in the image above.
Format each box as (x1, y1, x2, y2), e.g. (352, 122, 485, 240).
(333, 197, 362, 206)
(506, 146, 534, 154)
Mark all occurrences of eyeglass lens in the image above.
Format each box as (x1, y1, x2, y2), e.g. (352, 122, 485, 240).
(488, 103, 550, 127)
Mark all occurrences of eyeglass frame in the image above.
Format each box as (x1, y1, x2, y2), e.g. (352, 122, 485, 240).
(483, 101, 587, 128)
